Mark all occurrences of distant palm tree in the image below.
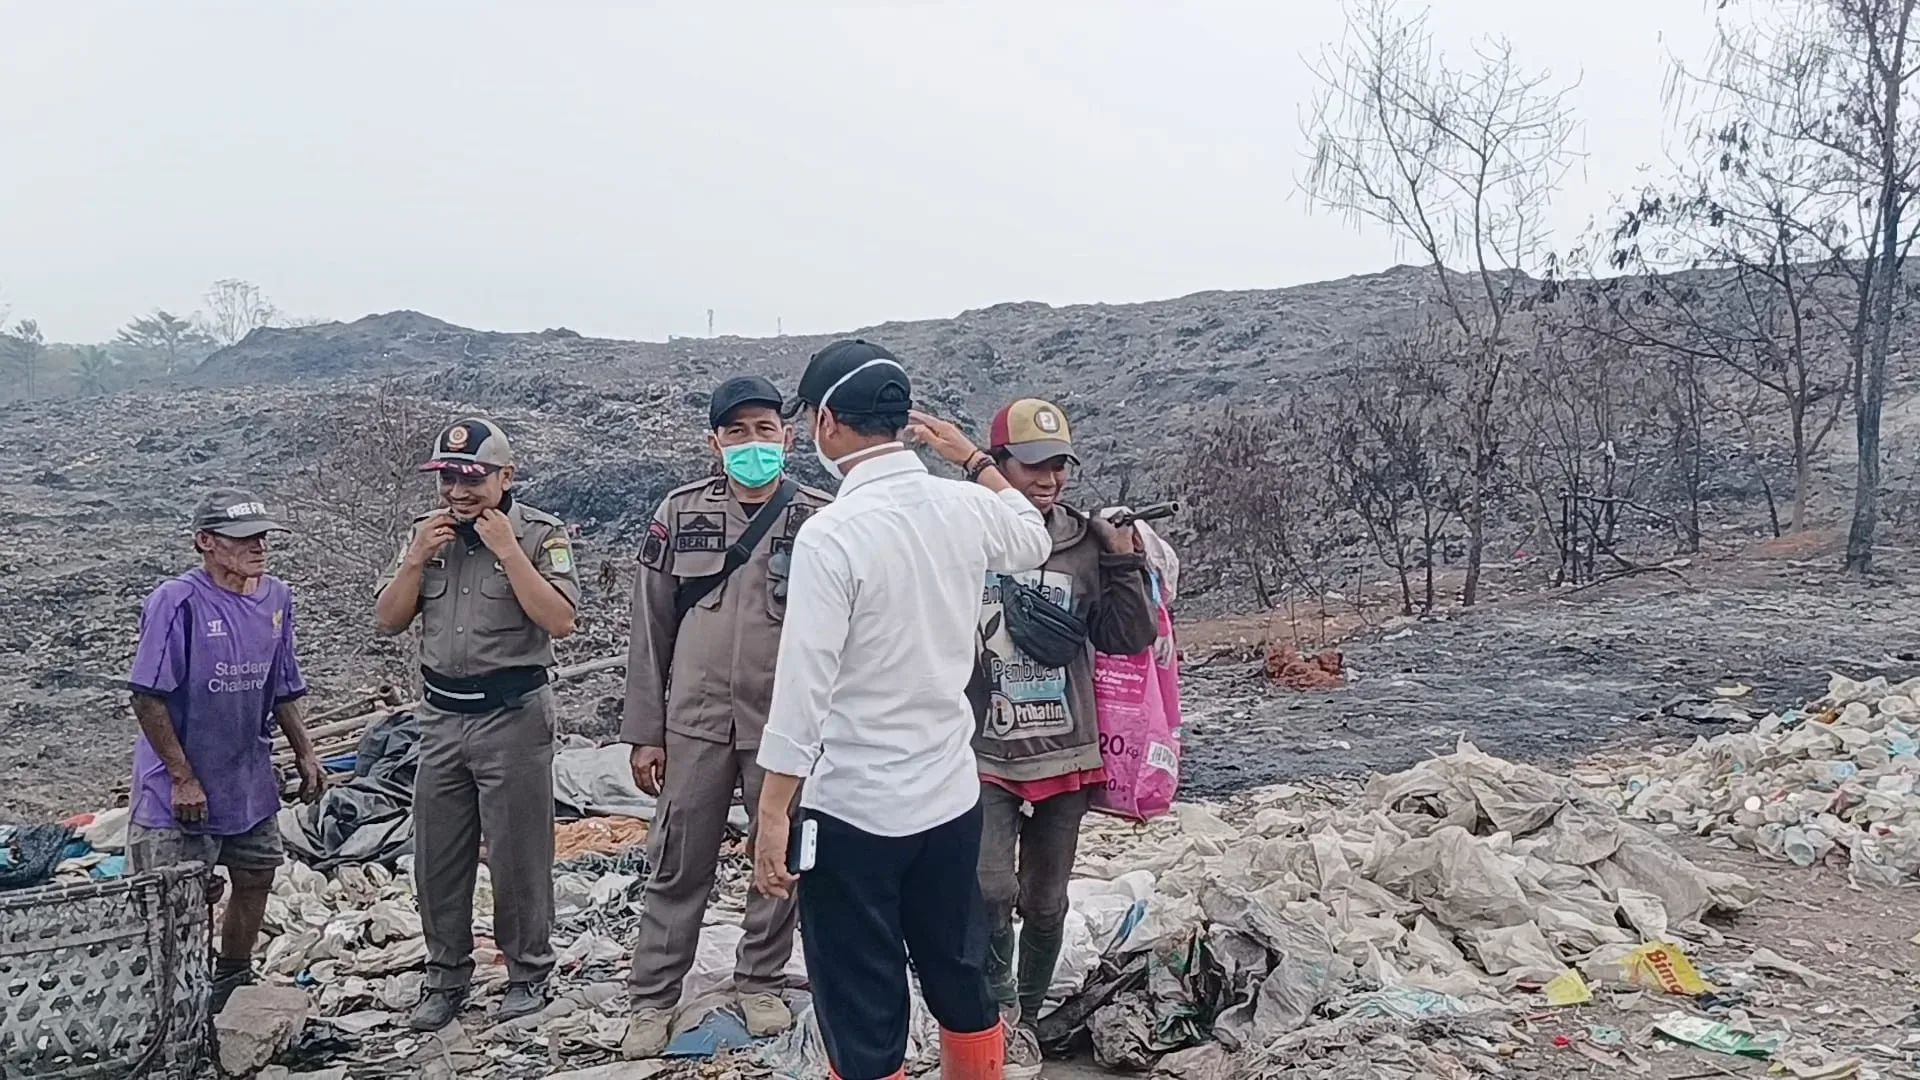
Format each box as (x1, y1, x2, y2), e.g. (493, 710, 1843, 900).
(73, 345, 112, 396)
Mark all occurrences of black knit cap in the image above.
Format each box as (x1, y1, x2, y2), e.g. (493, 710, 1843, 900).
(787, 339, 912, 419)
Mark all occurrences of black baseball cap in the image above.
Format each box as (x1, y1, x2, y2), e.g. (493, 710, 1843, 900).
(787, 339, 912, 420)
(708, 375, 784, 429)
(191, 488, 289, 539)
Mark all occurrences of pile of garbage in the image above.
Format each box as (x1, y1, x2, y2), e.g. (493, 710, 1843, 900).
(201, 741, 1758, 1077)
(0, 808, 131, 891)
(1608, 673, 1920, 885)
(1027, 742, 1755, 1076)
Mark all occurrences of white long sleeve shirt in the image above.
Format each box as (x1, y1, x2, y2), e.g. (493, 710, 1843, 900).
(756, 450, 1053, 836)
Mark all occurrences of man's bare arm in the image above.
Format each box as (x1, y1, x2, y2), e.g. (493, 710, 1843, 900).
(274, 697, 315, 758)
(275, 696, 326, 802)
(133, 691, 208, 823)
(131, 693, 192, 782)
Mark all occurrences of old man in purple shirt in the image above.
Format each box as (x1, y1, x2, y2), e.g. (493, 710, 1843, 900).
(127, 488, 324, 1012)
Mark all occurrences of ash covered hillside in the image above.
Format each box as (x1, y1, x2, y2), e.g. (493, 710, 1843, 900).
(0, 268, 1440, 821)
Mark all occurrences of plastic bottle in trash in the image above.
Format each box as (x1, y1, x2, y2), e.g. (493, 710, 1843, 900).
(1781, 825, 1818, 867)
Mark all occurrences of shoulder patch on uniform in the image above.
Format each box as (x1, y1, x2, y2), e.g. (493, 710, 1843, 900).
(640, 520, 670, 570)
(785, 503, 815, 535)
(543, 535, 575, 575)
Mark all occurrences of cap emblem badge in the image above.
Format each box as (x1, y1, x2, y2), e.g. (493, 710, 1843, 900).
(446, 425, 470, 451)
(1035, 410, 1060, 434)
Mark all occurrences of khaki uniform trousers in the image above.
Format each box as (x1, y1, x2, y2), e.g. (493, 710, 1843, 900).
(626, 730, 797, 1007)
(415, 689, 557, 990)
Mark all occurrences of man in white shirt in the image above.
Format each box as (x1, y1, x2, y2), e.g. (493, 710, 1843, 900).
(751, 339, 1052, 1080)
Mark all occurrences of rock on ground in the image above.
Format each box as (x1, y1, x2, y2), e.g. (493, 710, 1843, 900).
(216, 984, 311, 1076)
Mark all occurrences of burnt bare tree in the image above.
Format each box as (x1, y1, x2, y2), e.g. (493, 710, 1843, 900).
(1601, 124, 1856, 534)
(1675, 0, 1920, 572)
(1327, 330, 1459, 613)
(1176, 404, 1341, 610)
(283, 380, 437, 583)
(1303, 0, 1581, 605)
(198, 279, 284, 347)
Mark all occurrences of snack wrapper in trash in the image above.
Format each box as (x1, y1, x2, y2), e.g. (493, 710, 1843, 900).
(1625, 942, 1713, 996)
(1543, 969, 1592, 1006)
(1652, 1012, 1780, 1057)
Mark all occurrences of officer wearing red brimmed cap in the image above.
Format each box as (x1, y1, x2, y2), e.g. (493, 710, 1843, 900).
(749, 340, 1054, 1080)
(373, 416, 581, 1031)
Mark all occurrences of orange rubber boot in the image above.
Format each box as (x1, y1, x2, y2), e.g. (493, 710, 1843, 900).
(939, 1024, 1006, 1080)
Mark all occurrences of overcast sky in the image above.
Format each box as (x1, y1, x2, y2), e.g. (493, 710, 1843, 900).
(0, 2, 1720, 344)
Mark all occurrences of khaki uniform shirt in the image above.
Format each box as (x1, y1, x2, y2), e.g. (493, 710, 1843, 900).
(621, 476, 832, 750)
(377, 499, 582, 677)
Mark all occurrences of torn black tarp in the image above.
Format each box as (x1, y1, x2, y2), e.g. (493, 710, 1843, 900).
(279, 712, 418, 871)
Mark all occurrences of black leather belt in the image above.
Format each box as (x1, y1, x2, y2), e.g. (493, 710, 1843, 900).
(421, 666, 548, 714)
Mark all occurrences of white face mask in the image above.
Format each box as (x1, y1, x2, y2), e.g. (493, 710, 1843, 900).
(813, 358, 906, 479)
(812, 411, 849, 479)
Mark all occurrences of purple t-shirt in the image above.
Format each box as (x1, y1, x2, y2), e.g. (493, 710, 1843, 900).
(128, 569, 308, 835)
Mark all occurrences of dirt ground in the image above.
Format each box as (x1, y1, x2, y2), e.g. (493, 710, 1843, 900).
(1172, 549, 1920, 800)
(6, 528, 1915, 826)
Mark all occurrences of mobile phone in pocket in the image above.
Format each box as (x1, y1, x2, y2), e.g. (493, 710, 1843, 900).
(789, 817, 818, 874)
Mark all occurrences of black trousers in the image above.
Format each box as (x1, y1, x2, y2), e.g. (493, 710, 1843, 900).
(798, 802, 998, 1080)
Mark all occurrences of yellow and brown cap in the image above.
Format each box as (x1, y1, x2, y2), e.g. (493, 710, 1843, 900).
(420, 417, 513, 476)
(989, 398, 1079, 465)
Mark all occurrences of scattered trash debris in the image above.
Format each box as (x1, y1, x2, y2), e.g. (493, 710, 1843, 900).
(1262, 646, 1346, 691)
(553, 816, 649, 863)
(1623, 941, 1713, 997)
(1611, 673, 1920, 885)
(1652, 1010, 1781, 1057)
(1543, 968, 1591, 1005)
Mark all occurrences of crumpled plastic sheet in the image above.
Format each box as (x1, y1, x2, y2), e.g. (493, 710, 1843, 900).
(215, 737, 1761, 1077)
(1043, 741, 1753, 1072)
(551, 742, 746, 830)
(0, 824, 76, 890)
(1609, 673, 1920, 886)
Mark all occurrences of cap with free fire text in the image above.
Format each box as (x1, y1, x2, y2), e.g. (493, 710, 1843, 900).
(190, 487, 290, 538)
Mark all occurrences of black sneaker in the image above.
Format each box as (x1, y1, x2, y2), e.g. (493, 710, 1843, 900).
(408, 987, 469, 1032)
(209, 967, 256, 1016)
(496, 981, 549, 1022)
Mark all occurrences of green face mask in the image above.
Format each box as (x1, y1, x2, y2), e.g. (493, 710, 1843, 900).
(722, 441, 786, 488)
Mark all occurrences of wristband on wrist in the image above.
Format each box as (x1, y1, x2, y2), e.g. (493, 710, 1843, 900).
(964, 452, 994, 481)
